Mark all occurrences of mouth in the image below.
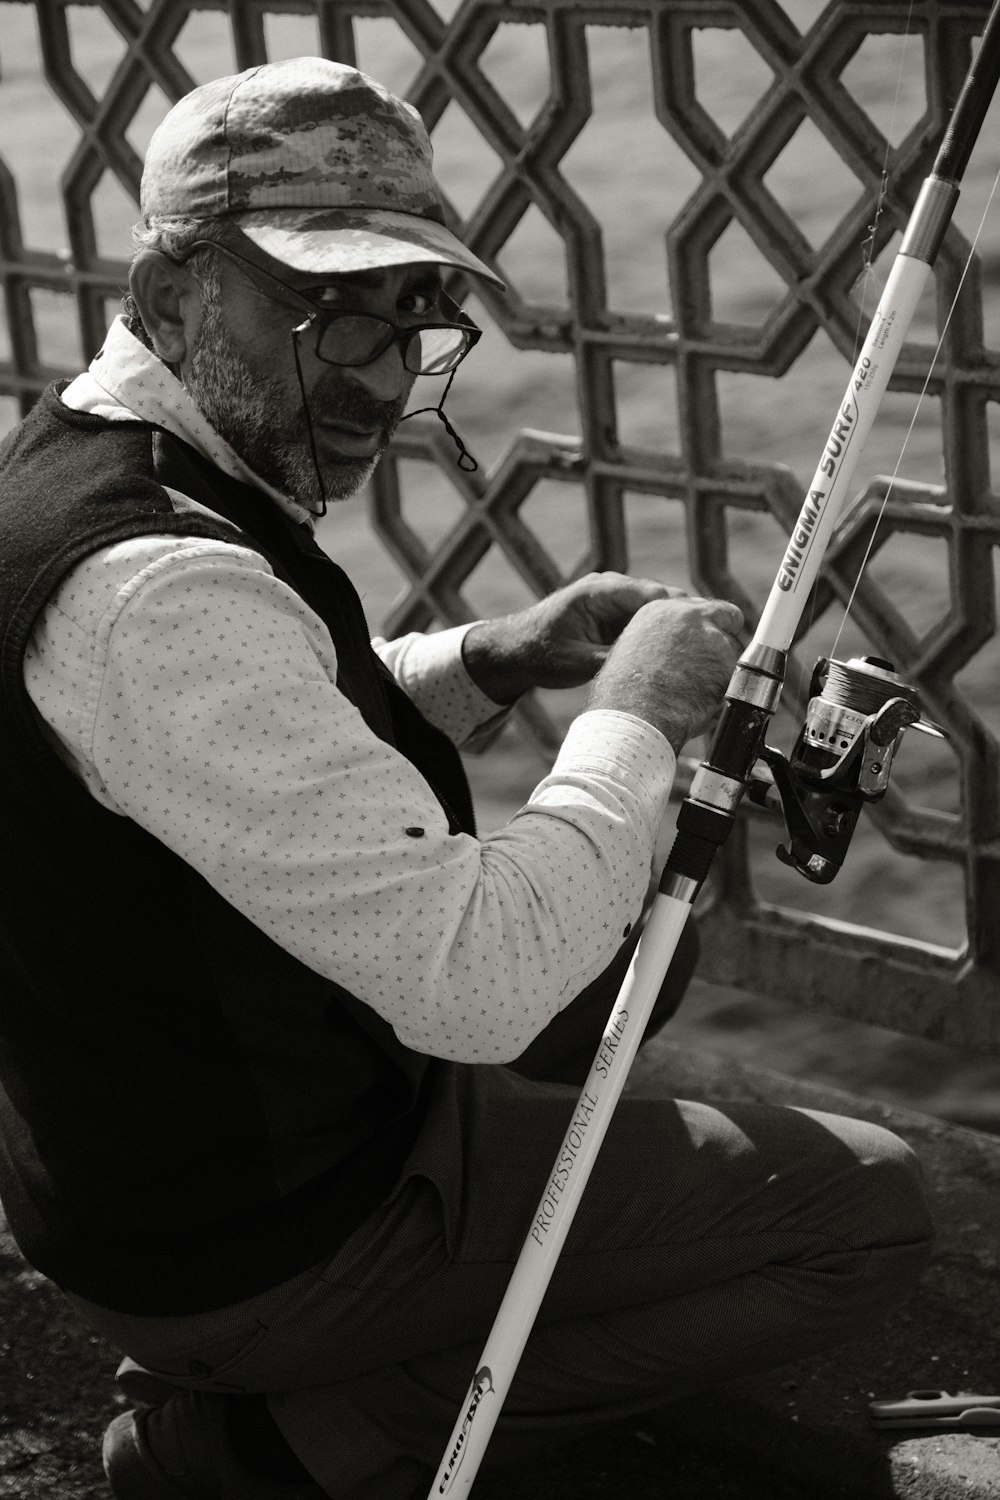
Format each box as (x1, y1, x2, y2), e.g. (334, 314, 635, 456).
(315, 421, 382, 460)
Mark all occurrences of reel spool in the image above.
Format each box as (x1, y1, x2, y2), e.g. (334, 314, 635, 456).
(794, 655, 942, 795)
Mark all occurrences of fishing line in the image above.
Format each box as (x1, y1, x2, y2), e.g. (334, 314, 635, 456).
(855, 1, 918, 325)
(830, 156, 1000, 662)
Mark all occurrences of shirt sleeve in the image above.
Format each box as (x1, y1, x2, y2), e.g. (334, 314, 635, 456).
(25, 541, 676, 1063)
(373, 626, 511, 748)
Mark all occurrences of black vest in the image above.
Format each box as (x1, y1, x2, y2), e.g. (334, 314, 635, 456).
(0, 386, 475, 1314)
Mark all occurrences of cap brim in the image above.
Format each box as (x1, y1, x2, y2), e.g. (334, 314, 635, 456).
(232, 207, 505, 289)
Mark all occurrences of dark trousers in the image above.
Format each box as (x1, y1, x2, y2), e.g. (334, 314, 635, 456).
(68, 921, 933, 1498)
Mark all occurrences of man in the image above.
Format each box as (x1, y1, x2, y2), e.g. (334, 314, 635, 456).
(0, 57, 931, 1500)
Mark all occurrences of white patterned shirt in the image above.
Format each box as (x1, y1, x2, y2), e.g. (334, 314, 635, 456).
(22, 319, 676, 1063)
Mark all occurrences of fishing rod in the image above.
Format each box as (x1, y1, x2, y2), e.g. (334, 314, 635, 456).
(428, 2, 1000, 1492)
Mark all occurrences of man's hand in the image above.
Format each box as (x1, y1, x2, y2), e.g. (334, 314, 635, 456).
(587, 595, 744, 753)
(462, 572, 690, 704)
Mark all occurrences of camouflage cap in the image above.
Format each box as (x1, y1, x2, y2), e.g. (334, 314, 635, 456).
(140, 56, 504, 287)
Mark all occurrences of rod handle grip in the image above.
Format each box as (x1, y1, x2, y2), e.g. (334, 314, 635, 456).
(662, 801, 733, 884)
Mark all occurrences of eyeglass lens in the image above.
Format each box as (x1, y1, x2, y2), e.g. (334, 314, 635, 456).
(314, 316, 471, 375)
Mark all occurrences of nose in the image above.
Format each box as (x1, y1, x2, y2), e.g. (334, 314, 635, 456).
(341, 343, 411, 403)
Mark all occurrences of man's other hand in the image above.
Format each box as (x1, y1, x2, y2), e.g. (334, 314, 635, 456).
(461, 572, 691, 704)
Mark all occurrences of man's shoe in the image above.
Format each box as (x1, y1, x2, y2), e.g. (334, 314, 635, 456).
(103, 1392, 327, 1499)
(115, 1356, 178, 1406)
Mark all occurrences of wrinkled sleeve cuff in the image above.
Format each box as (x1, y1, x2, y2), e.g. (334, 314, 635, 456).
(374, 623, 513, 746)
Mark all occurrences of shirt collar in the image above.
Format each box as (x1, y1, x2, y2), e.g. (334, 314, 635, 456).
(62, 316, 314, 528)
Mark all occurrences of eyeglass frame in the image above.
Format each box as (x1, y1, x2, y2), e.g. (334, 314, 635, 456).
(179, 237, 482, 376)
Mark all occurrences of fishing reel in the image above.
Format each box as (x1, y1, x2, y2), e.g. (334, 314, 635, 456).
(746, 655, 944, 884)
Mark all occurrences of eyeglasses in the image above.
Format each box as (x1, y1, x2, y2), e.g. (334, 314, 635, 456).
(183, 239, 481, 377)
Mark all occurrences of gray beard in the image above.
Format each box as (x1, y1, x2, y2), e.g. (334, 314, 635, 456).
(184, 301, 404, 511)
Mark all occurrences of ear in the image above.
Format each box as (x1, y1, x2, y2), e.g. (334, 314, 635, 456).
(128, 250, 203, 368)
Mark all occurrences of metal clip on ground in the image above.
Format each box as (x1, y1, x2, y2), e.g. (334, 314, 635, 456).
(869, 1390, 1000, 1429)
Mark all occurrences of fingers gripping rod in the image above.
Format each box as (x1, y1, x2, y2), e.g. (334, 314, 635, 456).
(427, 8, 1000, 1492)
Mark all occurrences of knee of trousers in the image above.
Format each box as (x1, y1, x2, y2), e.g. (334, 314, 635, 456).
(799, 1125, 935, 1342)
(841, 1121, 936, 1277)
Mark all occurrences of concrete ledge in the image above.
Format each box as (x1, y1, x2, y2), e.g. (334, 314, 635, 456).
(629, 1033, 1000, 1499)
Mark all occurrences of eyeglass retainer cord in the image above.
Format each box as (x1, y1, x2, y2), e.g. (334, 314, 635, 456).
(291, 325, 479, 519)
